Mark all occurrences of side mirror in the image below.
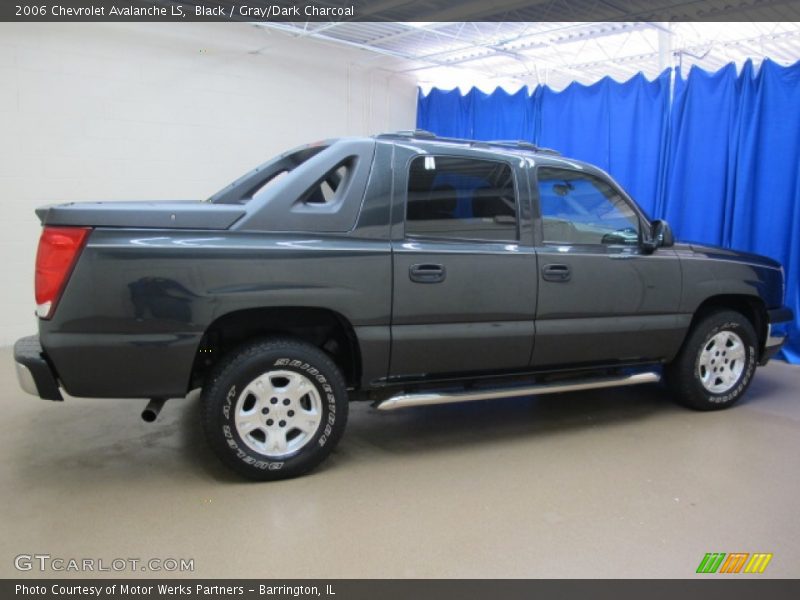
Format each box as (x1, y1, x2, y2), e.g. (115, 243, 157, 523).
(641, 219, 674, 253)
(653, 219, 674, 247)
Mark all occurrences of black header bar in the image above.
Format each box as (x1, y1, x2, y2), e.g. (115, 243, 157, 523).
(4, 579, 800, 600)
(2, 0, 800, 22)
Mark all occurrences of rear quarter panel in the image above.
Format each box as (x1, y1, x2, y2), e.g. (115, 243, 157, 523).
(40, 230, 391, 398)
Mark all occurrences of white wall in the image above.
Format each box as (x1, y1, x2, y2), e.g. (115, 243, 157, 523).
(0, 23, 417, 345)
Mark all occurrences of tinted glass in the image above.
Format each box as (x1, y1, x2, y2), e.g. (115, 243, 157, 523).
(537, 168, 639, 245)
(406, 156, 517, 241)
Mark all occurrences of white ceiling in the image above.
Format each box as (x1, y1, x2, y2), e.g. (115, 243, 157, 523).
(256, 21, 800, 91)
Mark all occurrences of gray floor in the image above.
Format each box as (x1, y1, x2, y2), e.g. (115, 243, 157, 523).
(1, 347, 798, 579)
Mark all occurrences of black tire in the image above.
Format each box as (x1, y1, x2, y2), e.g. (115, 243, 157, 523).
(201, 338, 349, 480)
(665, 310, 758, 411)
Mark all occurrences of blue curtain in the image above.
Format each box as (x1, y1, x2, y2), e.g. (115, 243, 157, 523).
(416, 87, 473, 138)
(470, 87, 534, 141)
(662, 63, 742, 245)
(417, 60, 800, 362)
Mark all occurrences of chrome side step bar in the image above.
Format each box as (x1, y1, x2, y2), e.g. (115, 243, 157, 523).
(375, 371, 660, 411)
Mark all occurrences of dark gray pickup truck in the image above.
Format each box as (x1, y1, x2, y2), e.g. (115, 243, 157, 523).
(14, 131, 792, 480)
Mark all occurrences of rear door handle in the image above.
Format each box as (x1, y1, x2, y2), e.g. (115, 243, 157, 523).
(409, 263, 446, 284)
(542, 263, 571, 282)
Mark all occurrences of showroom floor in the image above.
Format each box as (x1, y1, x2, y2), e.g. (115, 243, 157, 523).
(1, 347, 798, 578)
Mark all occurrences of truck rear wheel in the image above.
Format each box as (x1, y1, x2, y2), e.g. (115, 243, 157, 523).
(665, 310, 757, 410)
(201, 338, 348, 480)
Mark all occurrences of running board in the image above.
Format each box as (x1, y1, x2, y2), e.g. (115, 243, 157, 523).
(375, 371, 660, 411)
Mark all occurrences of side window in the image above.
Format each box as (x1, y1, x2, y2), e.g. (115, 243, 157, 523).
(537, 167, 640, 245)
(406, 156, 517, 242)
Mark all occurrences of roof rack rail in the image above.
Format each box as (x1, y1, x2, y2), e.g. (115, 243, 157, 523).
(376, 131, 561, 156)
(486, 140, 561, 155)
(378, 129, 437, 139)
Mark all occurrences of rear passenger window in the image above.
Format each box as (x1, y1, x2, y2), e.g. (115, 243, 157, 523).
(406, 156, 517, 241)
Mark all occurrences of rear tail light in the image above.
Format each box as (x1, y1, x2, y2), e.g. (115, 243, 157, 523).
(35, 226, 91, 319)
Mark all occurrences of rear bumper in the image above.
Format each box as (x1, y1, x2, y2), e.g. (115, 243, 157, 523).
(760, 307, 794, 365)
(13, 336, 62, 401)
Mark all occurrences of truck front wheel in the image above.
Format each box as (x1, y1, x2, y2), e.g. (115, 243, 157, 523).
(665, 310, 758, 411)
(201, 338, 349, 480)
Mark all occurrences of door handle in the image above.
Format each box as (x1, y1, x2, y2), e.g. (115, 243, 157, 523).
(409, 263, 446, 284)
(542, 263, 571, 282)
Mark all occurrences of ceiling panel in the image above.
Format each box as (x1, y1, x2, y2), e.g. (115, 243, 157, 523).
(254, 20, 800, 91)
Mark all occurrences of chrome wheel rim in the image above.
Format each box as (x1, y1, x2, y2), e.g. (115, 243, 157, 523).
(234, 370, 323, 459)
(697, 331, 746, 394)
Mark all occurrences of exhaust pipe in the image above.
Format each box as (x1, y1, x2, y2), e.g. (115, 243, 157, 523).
(141, 398, 166, 423)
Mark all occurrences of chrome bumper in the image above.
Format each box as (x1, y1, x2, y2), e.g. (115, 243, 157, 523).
(765, 323, 786, 350)
(13, 336, 63, 401)
(759, 307, 793, 365)
(14, 362, 38, 396)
